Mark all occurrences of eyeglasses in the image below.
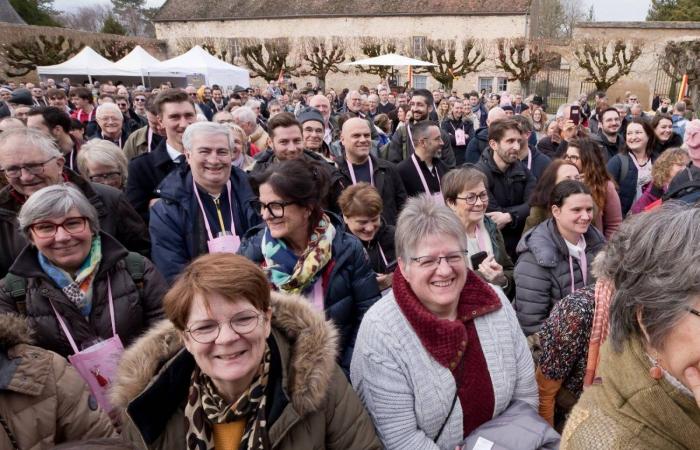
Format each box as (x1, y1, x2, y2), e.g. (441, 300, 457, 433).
(455, 191, 488, 205)
(1, 156, 56, 179)
(410, 250, 467, 270)
(252, 199, 296, 219)
(185, 310, 264, 344)
(98, 116, 122, 123)
(188, 93, 198, 98)
(688, 308, 700, 318)
(89, 172, 122, 183)
(564, 154, 580, 162)
(134, 97, 146, 102)
(28, 216, 88, 238)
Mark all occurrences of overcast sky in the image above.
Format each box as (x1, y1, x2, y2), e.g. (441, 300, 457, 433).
(53, 0, 652, 21)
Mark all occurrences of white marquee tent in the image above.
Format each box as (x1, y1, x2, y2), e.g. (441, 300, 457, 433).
(150, 46, 249, 89)
(37, 46, 136, 83)
(113, 45, 185, 86)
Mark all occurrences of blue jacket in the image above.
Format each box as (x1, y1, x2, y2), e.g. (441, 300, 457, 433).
(466, 126, 489, 164)
(238, 213, 381, 373)
(149, 165, 260, 282)
(607, 152, 657, 216)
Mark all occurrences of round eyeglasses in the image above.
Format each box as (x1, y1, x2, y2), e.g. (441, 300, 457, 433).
(185, 311, 264, 344)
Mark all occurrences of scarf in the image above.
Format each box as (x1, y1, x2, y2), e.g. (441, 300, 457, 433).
(185, 345, 271, 450)
(261, 214, 335, 295)
(583, 277, 614, 386)
(38, 235, 102, 318)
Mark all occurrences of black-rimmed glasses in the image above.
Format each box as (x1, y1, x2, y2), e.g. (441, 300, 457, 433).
(1, 156, 57, 179)
(89, 172, 122, 183)
(252, 200, 296, 219)
(688, 308, 700, 318)
(185, 311, 264, 344)
(410, 251, 467, 270)
(455, 191, 488, 205)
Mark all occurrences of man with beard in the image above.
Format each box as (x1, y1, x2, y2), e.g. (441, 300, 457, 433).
(396, 120, 448, 200)
(475, 119, 536, 259)
(385, 89, 455, 168)
(441, 99, 474, 166)
(592, 107, 625, 161)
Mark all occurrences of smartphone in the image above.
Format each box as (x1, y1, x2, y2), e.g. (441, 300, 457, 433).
(470, 251, 488, 269)
(385, 260, 398, 273)
(570, 105, 581, 125)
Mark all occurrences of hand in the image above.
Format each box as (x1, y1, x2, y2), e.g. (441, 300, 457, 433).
(376, 273, 393, 291)
(485, 211, 512, 229)
(561, 119, 577, 142)
(478, 256, 506, 285)
(684, 365, 700, 408)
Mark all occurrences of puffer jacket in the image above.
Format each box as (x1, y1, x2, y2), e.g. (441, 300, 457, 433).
(0, 168, 150, 278)
(110, 292, 382, 450)
(238, 213, 381, 372)
(0, 232, 167, 358)
(149, 164, 260, 283)
(0, 314, 115, 449)
(513, 219, 605, 336)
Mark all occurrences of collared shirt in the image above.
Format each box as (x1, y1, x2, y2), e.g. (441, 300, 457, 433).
(166, 143, 184, 162)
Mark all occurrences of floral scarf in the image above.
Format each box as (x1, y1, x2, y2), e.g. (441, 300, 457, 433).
(261, 214, 335, 295)
(185, 345, 271, 450)
(37, 235, 102, 318)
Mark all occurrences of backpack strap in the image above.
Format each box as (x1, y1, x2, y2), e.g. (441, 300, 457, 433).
(1, 273, 27, 316)
(619, 154, 629, 185)
(123, 252, 146, 295)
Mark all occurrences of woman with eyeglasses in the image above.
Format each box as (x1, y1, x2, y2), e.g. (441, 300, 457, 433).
(238, 158, 380, 374)
(77, 139, 128, 190)
(563, 137, 622, 239)
(351, 195, 543, 449)
(112, 253, 381, 450)
(563, 203, 700, 449)
(0, 184, 166, 359)
(442, 166, 514, 297)
(514, 180, 605, 336)
(524, 159, 581, 233)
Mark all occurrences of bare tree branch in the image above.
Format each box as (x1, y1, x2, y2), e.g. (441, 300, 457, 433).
(413, 38, 486, 89)
(298, 37, 347, 90)
(573, 39, 643, 91)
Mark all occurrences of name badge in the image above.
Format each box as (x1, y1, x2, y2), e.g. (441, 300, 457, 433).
(455, 128, 466, 146)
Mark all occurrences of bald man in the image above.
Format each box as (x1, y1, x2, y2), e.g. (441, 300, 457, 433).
(336, 118, 406, 225)
(466, 106, 507, 164)
(309, 94, 338, 145)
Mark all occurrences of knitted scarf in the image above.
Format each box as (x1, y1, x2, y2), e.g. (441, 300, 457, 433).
(184, 345, 271, 450)
(583, 277, 614, 386)
(261, 214, 335, 295)
(38, 235, 102, 318)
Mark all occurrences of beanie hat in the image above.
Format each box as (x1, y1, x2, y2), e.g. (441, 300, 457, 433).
(10, 88, 33, 106)
(296, 107, 324, 125)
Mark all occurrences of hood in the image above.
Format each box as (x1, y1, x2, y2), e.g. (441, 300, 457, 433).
(516, 218, 605, 267)
(0, 314, 33, 350)
(110, 291, 338, 416)
(475, 126, 489, 141)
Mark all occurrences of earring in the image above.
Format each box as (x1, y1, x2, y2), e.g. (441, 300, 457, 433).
(649, 354, 663, 380)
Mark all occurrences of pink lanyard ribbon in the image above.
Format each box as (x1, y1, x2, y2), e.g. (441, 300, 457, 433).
(411, 153, 442, 196)
(193, 180, 238, 240)
(568, 236, 588, 294)
(346, 157, 374, 186)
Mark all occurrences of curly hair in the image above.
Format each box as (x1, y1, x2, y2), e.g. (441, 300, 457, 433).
(651, 147, 689, 188)
(568, 137, 612, 213)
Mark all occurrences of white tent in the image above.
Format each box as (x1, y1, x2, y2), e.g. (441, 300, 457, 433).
(37, 46, 136, 83)
(151, 46, 249, 89)
(345, 53, 436, 67)
(113, 45, 184, 85)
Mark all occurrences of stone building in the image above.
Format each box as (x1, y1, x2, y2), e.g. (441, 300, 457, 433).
(153, 0, 534, 93)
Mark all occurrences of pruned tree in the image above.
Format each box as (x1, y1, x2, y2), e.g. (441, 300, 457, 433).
(414, 38, 486, 89)
(240, 38, 296, 81)
(662, 40, 700, 106)
(351, 37, 399, 80)
(58, 4, 112, 32)
(298, 37, 347, 91)
(573, 39, 643, 91)
(496, 38, 558, 93)
(1, 35, 82, 77)
(96, 39, 135, 60)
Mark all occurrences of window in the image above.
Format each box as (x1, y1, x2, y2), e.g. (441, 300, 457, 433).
(478, 77, 494, 94)
(497, 77, 508, 93)
(412, 36, 426, 58)
(414, 75, 427, 89)
(230, 39, 242, 58)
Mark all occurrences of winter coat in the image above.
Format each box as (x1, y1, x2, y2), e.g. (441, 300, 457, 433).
(513, 219, 605, 336)
(653, 132, 683, 156)
(149, 165, 260, 283)
(481, 216, 515, 298)
(0, 168, 150, 279)
(607, 152, 658, 216)
(0, 314, 115, 450)
(238, 213, 381, 372)
(592, 129, 625, 162)
(336, 154, 407, 225)
(360, 223, 396, 274)
(465, 126, 489, 164)
(384, 121, 456, 168)
(249, 124, 270, 152)
(123, 126, 163, 161)
(536, 136, 567, 160)
(441, 116, 475, 166)
(110, 293, 382, 450)
(562, 339, 700, 450)
(0, 232, 166, 358)
(522, 144, 552, 180)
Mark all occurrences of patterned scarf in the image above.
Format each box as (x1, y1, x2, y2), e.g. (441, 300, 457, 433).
(583, 277, 614, 386)
(261, 214, 335, 295)
(37, 235, 102, 318)
(185, 345, 271, 450)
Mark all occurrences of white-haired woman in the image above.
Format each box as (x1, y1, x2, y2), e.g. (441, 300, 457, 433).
(225, 122, 256, 171)
(90, 103, 128, 148)
(563, 203, 700, 449)
(351, 195, 543, 449)
(77, 139, 129, 190)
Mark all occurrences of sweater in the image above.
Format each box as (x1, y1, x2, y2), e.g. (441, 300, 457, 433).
(351, 277, 538, 450)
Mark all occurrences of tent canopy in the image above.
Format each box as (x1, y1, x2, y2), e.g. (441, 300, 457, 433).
(150, 46, 250, 89)
(113, 45, 161, 71)
(345, 53, 436, 67)
(37, 46, 136, 79)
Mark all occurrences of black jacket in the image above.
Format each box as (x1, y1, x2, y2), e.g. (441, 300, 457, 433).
(475, 148, 536, 259)
(0, 169, 150, 278)
(336, 154, 407, 225)
(521, 144, 551, 181)
(396, 155, 449, 199)
(384, 121, 456, 168)
(441, 116, 475, 166)
(592, 129, 625, 162)
(125, 139, 180, 222)
(653, 133, 683, 156)
(466, 126, 489, 164)
(359, 223, 396, 275)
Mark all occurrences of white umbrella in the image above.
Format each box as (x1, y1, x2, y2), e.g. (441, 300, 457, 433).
(345, 53, 436, 67)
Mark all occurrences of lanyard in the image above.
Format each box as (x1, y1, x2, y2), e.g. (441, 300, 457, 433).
(49, 275, 116, 354)
(527, 148, 532, 170)
(473, 222, 488, 252)
(568, 236, 588, 294)
(407, 124, 416, 153)
(147, 127, 153, 152)
(450, 121, 465, 133)
(377, 243, 389, 268)
(411, 153, 442, 196)
(346, 157, 374, 186)
(193, 180, 237, 240)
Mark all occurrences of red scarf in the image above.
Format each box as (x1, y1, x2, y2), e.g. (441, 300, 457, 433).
(393, 267, 502, 436)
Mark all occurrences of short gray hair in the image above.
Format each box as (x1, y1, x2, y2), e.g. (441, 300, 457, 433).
(607, 202, 700, 352)
(77, 139, 128, 182)
(395, 195, 468, 263)
(245, 99, 261, 110)
(0, 127, 62, 160)
(182, 121, 231, 152)
(231, 106, 257, 125)
(18, 183, 99, 238)
(95, 103, 122, 118)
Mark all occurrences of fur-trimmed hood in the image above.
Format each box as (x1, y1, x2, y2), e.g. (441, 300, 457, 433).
(110, 291, 339, 416)
(0, 314, 33, 350)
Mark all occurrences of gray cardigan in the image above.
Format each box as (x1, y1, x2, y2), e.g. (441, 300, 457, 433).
(350, 287, 538, 450)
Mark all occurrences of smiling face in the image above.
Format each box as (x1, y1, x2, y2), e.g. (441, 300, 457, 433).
(446, 181, 488, 230)
(344, 214, 380, 242)
(341, 118, 371, 163)
(655, 118, 673, 143)
(159, 101, 196, 147)
(626, 122, 649, 153)
(556, 163, 581, 183)
(0, 137, 64, 196)
(302, 120, 324, 151)
(409, 95, 430, 122)
(183, 293, 271, 402)
(601, 110, 621, 136)
(186, 133, 232, 194)
(29, 207, 93, 273)
(552, 193, 594, 243)
(96, 111, 123, 139)
(258, 183, 309, 243)
(271, 125, 304, 161)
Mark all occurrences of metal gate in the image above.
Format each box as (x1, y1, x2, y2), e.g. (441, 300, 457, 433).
(527, 69, 571, 113)
(654, 63, 680, 100)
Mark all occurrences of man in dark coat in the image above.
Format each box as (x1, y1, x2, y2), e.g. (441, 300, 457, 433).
(466, 107, 506, 164)
(441, 100, 475, 166)
(591, 107, 625, 161)
(396, 121, 449, 199)
(475, 119, 536, 260)
(512, 115, 551, 180)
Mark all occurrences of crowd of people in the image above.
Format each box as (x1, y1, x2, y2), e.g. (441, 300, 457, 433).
(0, 75, 699, 449)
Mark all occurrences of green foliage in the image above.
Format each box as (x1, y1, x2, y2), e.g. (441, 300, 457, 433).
(9, 0, 61, 27)
(647, 0, 700, 21)
(101, 14, 126, 35)
(1, 34, 81, 76)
